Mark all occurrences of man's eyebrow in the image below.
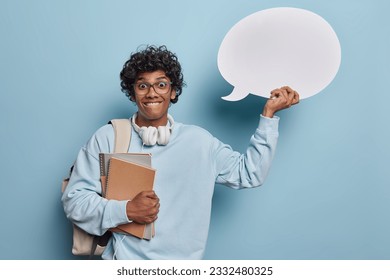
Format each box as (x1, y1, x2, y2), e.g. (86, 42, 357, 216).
(155, 76, 169, 80)
(136, 76, 169, 82)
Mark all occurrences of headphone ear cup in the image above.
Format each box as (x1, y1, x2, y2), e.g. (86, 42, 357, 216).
(140, 126, 158, 146)
(157, 126, 171, 145)
(131, 113, 174, 146)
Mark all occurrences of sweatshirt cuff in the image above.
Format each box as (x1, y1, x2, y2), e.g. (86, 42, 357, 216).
(259, 114, 280, 133)
(106, 199, 132, 228)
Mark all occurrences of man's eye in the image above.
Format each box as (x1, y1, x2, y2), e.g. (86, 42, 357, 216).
(138, 83, 149, 90)
(157, 82, 167, 88)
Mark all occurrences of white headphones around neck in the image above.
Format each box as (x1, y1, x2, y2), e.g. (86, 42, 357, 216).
(131, 113, 175, 146)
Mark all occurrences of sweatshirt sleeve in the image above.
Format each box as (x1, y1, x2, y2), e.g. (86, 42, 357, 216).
(61, 125, 130, 236)
(214, 115, 279, 189)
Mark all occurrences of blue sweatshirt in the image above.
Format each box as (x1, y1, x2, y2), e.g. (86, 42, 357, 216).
(62, 115, 279, 259)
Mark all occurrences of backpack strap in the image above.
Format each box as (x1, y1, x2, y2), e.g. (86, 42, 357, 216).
(88, 119, 132, 258)
(109, 119, 132, 153)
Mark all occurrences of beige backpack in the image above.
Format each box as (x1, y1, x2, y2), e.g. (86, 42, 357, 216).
(62, 119, 131, 256)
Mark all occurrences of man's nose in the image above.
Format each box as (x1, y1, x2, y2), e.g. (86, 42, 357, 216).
(146, 85, 158, 97)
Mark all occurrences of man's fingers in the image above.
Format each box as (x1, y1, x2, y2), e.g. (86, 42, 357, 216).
(282, 87, 295, 104)
(280, 86, 299, 106)
(278, 89, 289, 104)
(292, 91, 300, 104)
(270, 89, 280, 99)
(140, 190, 158, 199)
(281, 85, 294, 93)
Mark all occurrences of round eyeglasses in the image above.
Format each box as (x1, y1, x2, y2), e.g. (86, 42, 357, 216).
(133, 81, 172, 95)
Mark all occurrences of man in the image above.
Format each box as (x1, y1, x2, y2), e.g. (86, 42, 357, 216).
(62, 45, 299, 259)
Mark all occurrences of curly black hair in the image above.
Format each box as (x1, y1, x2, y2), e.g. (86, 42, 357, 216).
(120, 45, 185, 104)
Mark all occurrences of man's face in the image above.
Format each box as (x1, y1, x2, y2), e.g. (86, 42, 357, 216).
(133, 70, 176, 127)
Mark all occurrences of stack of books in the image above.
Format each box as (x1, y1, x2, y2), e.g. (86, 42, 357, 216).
(99, 153, 156, 240)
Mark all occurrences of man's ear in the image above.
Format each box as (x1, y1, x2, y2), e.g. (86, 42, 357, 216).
(130, 94, 136, 102)
(170, 89, 177, 101)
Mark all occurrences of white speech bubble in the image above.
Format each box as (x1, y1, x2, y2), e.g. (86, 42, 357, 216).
(218, 7, 341, 101)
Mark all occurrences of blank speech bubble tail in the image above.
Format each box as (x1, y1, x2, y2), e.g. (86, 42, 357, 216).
(221, 87, 249, 101)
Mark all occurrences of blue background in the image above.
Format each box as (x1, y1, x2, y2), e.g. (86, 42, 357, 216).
(0, 0, 389, 260)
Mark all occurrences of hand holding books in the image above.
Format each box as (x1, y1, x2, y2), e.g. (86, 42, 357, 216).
(126, 191, 160, 224)
(99, 153, 156, 240)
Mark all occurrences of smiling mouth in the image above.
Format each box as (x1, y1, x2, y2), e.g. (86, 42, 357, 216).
(144, 102, 162, 106)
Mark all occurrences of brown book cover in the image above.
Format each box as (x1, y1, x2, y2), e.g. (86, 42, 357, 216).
(99, 153, 152, 197)
(105, 156, 156, 239)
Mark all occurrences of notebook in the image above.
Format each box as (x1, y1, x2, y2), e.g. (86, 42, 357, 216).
(99, 153, 155, 240)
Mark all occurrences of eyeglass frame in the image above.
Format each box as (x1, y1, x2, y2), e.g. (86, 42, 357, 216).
(132, 81, 173, 96)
